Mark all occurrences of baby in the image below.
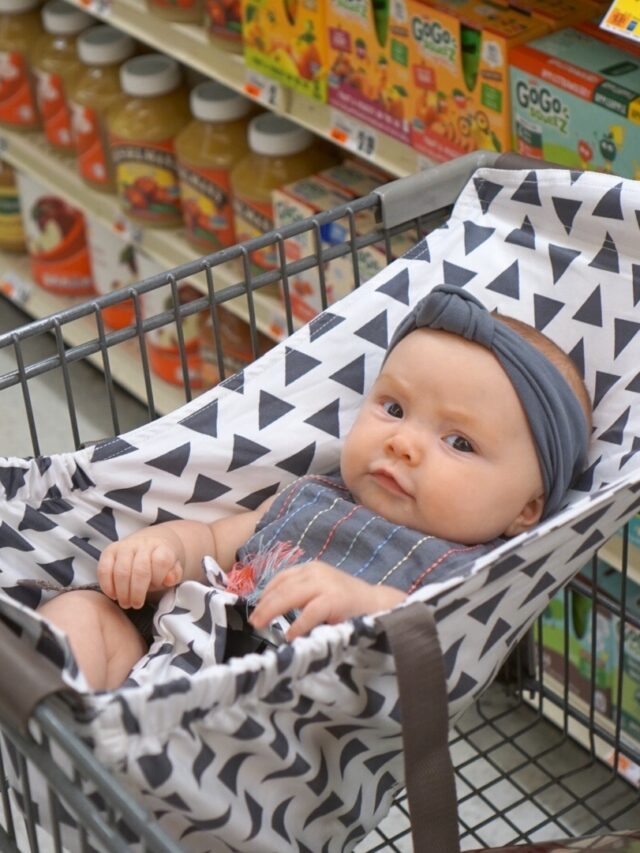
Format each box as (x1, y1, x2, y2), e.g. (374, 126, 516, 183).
(39, 285, 592, 691)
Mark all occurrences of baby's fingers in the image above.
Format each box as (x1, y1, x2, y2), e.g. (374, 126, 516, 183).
(285, 599, 330, 641)
(97, 545, 118, 599)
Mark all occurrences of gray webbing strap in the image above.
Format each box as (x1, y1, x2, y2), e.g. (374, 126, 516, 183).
(378, 602, 461, 852)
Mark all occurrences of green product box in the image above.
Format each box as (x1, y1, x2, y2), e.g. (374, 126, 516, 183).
(537, 561, 618, 718)
(510, 27, 640, 178)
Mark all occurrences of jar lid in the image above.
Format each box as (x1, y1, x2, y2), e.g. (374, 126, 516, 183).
(190, 81, 253, 123)
(248, 113, 313, 156)
(78, 25, 135, 66)
(120, 54, 181, 97)
(42, 0, 93, 34)
(0, 0, 40, 13)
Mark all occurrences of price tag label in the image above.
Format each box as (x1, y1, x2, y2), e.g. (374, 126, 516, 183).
(0, 271, 31, 304)
(113, 215, 142, 245)
(329, 111, 378, 160)
(244, 71, 290, 112)
(77, 0, 112, 15)
(601, 0, 640, 43)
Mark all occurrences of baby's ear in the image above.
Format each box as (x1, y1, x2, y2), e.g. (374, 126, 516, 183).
(504, 494, 545, 538)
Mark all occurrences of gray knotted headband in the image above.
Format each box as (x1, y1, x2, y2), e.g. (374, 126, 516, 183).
(387, 284, 589, 520)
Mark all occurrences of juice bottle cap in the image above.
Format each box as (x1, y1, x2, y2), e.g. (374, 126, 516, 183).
(190, 80, 253, 122)
(248, 113, 313, 156)
(120, 54, 181, 97)
(78, 25, 135, 66)
(41, 0, 93, 34)
(0, 0, 40, 13)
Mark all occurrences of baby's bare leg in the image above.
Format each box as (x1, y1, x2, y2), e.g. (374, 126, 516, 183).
(38, 590, 147, 691)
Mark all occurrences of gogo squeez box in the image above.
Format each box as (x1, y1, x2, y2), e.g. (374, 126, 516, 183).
(406, 0, 549, 163)
(510, 27, 640, 178)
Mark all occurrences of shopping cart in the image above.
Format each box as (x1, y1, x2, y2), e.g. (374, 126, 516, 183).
(1, 150, 640, 852)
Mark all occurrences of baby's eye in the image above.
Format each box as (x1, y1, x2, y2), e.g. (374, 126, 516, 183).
(444, 434, 474, 453)
(383, 401, 403, 418)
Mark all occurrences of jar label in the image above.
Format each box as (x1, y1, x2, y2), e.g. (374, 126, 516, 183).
(71, 101, 110, 187)
(0, 184, 25, 245)
(110, 134, 182, 225)
(35, 69, 73, 150)
(0, 51, 38, 128)
(232, 192, 276, 270)
(178, 161, 235, 251)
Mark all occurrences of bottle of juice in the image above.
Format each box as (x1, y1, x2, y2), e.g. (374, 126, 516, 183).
(175, 80, 253, 253)
(146, 0, 202, 24)
(68, 25, 135, 194)
(107, 54, 191, 228)
(33, 0, 93, 153)
(0, 160, 25, 252)
(0, 0, 43, 132)
(230, 113, 331, 274)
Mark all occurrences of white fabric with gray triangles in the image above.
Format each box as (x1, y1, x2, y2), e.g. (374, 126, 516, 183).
(1, 167, 640, 852)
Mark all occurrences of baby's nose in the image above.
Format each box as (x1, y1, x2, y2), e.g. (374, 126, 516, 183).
(385, 430, 421, 464)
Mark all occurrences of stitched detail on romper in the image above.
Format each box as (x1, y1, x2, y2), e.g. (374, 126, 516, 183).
(378, 535, 433, 586)
(315, 504, 360, 561)
(406, 544, 483, 594)
(335, 515, 376, 568)
(294, 497, 342, 553)
(353, 522, 404, 578)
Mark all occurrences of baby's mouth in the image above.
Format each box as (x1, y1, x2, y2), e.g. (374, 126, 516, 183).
(371, 469, 410, 497)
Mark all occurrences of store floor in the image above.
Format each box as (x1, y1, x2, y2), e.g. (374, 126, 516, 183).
(2, 298, 639, 851)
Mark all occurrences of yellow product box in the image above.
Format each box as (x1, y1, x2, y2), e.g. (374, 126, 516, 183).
(327, 0, 412, 144)
(406, 0, 549, 162)
(242, 0, 328, 102)
(272, 174, 387, 321)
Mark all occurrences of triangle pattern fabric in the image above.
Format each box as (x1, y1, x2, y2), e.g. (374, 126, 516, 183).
(593, 371, 620, 409)
(186, 475, 231, 504)
(180, 401, 218, 438)
(615, 318, 640, 358)
(91, 438, 137, 462)
(309, 312, 345, 342)
(633, 264, 640, 306)
(330, 355, 366, 394)
(510, 172, 541, 206)
(599, 406, 630, 445)
(473, 177, 503, 213)
(592, 182, 624, 220)
(304, 400, 341, 437)
(236, 483, 280, 511)
(569, 338, 585, 378)
(551, 196, 582, 234)
(258, 391, 295, 430)
(442, 260, 477, 287)
(505, 215, 536, 250)
(588, 231, 619, 273)
(355, 312, 388, 349)
(146, 443, 192, 477)
(376, 267, 411, 303)
(403, 237, 430, 262)
(463, 220, 495, 255)
(276, 443, 316, 476)
(534, 293, 564, 331)
(285, 347, 321, 386)
(486, 260, 519, 299)
(228, 435, 271, 472)
(219, 371, 244, 394)
(548, 244, 581, 284)
(104, 481, 151, 511)
(573, 286, 603, 327)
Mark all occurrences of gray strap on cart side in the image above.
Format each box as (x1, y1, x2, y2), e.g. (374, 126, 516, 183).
(0, 616, 67, 735)
(378, 602, 461, 853)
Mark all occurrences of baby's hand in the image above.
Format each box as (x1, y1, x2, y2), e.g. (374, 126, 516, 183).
(249, 561, 406, 641)
(98, 535, 183, 609)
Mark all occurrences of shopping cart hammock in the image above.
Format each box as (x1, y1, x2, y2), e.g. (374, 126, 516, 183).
(1, 167, 640, 853)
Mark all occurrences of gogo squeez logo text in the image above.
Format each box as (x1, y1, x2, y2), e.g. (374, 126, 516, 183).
(333, 0, 368, 20)
(411, 16, 457, 64)
(516, 81, 570, 133)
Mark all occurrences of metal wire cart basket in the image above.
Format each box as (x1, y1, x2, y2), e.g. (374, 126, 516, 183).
(1, 151, 640, 852)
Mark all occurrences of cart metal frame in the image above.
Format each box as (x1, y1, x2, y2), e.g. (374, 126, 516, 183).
(1, 151, 639, 851)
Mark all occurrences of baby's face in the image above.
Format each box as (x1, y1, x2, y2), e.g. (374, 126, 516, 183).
(340, 328, 545, 544)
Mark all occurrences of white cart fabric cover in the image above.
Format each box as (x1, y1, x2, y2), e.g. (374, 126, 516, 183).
(1, 167, 640, 852)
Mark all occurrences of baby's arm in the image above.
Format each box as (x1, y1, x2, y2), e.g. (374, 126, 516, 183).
(249, 561, 407, 640)
(98, 500, 273, 609)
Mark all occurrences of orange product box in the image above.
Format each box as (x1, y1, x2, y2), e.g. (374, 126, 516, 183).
(241, 0, 328, 102)
(406, 0, 549, 163)
(272, 174, 388, 322)
(327, 0, 412, 144)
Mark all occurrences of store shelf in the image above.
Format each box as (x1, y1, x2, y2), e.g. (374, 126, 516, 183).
(598, 536, 640, 587)
(68, 0, 426, 179)
(0, 127, 294, 343)
(0, 251, 188, 414)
